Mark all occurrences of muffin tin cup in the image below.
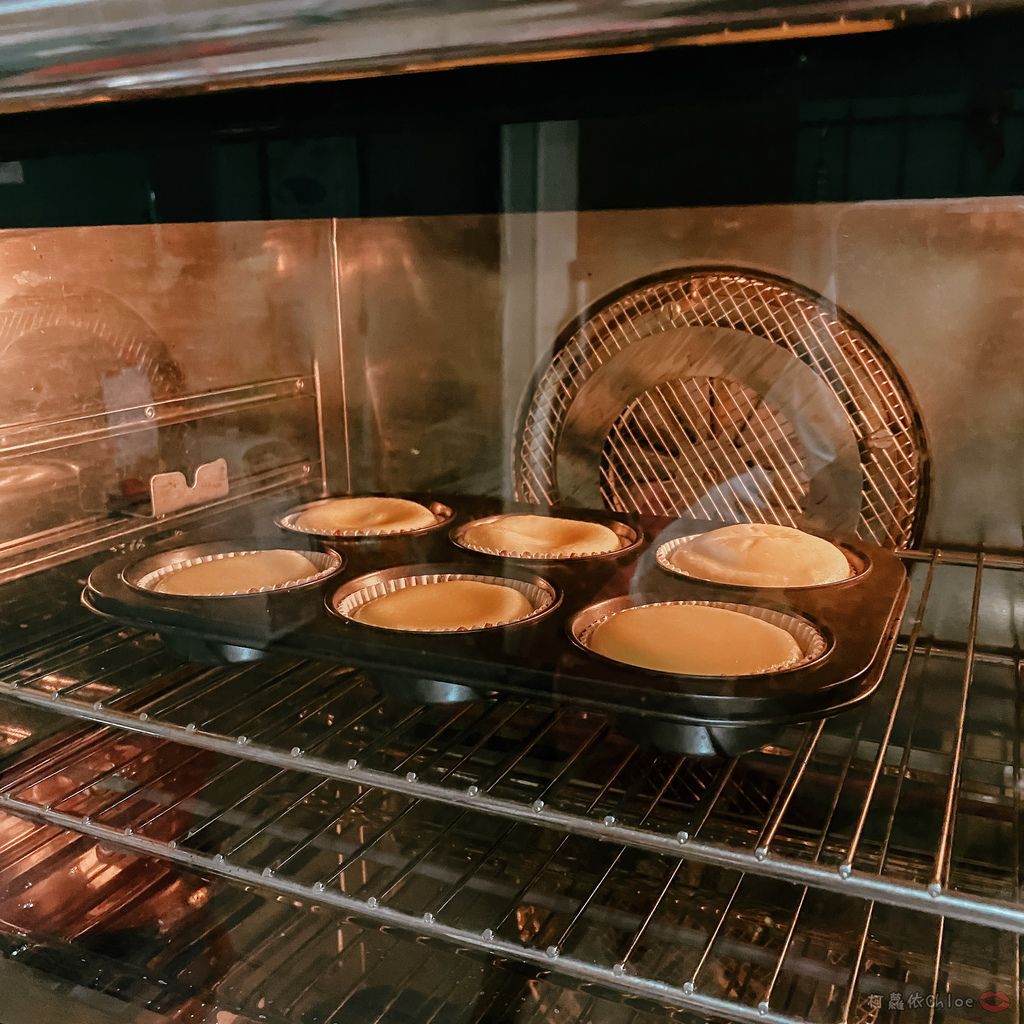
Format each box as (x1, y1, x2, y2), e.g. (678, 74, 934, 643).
(569, 598, 829, 678)
(124, 542, 345, 599)
(276, 497, 454, 541)
(330, 564, 559, 703)
(450, 513, 642, 562)
(605, 591, 903, 756)
(655, 533, 869, 591)
(613, 717, 788, 758)
(367, 673, 487, 704)
(101, 539, 346, 663)
(330, 567, 559, 634)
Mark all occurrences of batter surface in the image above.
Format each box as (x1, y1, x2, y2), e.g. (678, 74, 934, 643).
(462, 514, 621, 558)
(352, 579, 534, 631)
(588, 603, 803, 676)
(295, 497, 436, 534)
(155, 550, 322, 596)
(668, 523, 850, 588)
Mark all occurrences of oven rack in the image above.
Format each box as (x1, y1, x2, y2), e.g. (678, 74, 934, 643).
(0, 721, 1015, 1024)
(0, 548, 1020, 935)
(0, 816, 693, 1024)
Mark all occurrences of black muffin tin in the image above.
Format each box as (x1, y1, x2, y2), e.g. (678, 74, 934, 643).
(83, 494, 908, 755)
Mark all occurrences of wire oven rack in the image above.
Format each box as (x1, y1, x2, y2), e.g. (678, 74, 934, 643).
(0, 816, 698, 1024)
(0, 712, 1016, 1024)
(0, 546, 1020, 1023)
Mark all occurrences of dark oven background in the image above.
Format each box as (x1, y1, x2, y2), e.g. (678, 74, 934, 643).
(0, 13, 1022, 228)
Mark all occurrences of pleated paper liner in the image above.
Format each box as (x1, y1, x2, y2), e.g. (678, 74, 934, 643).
(655, 533, 867, 591)
(127, 545, 344, 599)
(276, 497, 454, 539)
(450, 513, 640, 561)
(331, 567, 558, 633)
(571, 598, 828, 678)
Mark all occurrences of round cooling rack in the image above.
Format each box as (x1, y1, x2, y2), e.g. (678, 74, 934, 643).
(515, 268, 927, 549)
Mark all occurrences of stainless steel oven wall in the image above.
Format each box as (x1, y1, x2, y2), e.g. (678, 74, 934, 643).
(333, 215, 505, 496)
(334, 202, 1024, 550)
(0, 219, 338, 563)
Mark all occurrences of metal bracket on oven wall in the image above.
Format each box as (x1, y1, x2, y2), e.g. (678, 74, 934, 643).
(149, 458, 229, 517)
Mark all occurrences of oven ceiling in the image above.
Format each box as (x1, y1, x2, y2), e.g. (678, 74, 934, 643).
(0, 0, 1020, 114)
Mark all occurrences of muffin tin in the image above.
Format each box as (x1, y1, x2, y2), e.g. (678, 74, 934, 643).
(83, 493, 908, 755)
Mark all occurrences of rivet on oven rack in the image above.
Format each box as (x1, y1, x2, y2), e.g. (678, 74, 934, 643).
(237, 735, 249, 745)
(185, 722, 196, 732)
(545, 945, 560, 958)
(677, 830, 690, 844)
(262, 867, 274, 877)
(466, 785, 479, 797)
(481, 928, 494, 941)
(313, 882, 325, 893)
(366, 897, 378, 909)
(290, 746, 303, 757)
(838, 862, 852, 878)
(603, 814, 616, 825)
(422, 912, 435, 925)
(758, 1000, 771, 1015)
(682, 982, 695, 995)
(137, 711, 148, 720)
(405, 771, 417, 782)
(532, 799, 545, 812)
(345, 758, 358, 770)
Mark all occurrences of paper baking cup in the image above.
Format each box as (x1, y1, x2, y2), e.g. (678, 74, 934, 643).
(276, 498, 454, 539)
(128, 547, 344, 599)
(655, 534, 864, 590)
(570, 598, 828, 677)
(331, 568, 558, 633)
(451, 514, 641, 561)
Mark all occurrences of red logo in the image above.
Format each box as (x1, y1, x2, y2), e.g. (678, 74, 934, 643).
(980, 991, 1011, 1013)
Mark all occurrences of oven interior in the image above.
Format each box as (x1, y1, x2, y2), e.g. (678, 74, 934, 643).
(0, 205, 1020, 1024)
